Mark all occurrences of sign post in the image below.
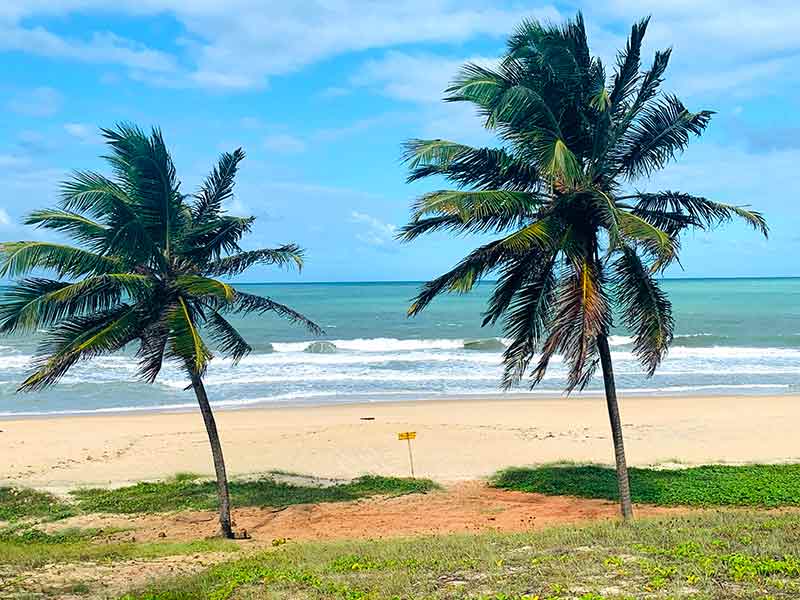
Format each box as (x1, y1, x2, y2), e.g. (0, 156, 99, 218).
(397, 431, 416, 478)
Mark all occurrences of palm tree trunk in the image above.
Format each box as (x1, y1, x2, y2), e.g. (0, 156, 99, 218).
(190, 374, 234, 538)
(597, 333, 634, 521)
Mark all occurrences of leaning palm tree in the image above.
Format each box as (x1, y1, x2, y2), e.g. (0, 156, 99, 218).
(398, 14, 767, 520)
(0, 124, 321, 538)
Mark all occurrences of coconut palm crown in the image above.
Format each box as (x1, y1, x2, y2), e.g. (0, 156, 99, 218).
(399, 14, 767, 518)
(0, 124, 321, 536)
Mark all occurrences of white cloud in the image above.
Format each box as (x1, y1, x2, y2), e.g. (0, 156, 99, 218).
(347, 2, 800, 111)
(263, 133, 306, 154)
(581, 1, 800, 99)
(348, 52, 497, 144)
(7, 86, 62, 117)
(4, 1, 800, 99)
(351, 211, 397, 246)
(0, 22, 176, 73)
(63, 122, 98, 143)
(1, 1, 559, 90)
(353, 52, 463, 104)
(0, 208, 11, 227)
(353, 51, 499, 104)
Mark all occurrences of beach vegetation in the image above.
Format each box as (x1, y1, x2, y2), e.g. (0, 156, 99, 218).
(0, 124, 322, 538)
(397, 13, 768, 520)
(0, 474, 433, 521)
(0, 527, 237, 570)
(492, 463, 800, 507)
(119, 511, 800, 599)
(0, 486, 73, 521)
(71, 474, 435, 514)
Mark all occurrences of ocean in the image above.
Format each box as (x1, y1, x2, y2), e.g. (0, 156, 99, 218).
(1, 278, 798, 416)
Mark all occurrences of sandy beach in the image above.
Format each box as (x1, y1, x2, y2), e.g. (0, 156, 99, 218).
(0, 394, 797, 492)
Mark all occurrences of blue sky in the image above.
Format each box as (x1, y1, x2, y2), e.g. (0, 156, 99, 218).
(0, 1, 797, 282)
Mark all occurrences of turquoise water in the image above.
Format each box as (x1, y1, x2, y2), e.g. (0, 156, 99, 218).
(1, 278, 798, 415)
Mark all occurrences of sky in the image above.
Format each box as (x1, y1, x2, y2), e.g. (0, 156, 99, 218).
(0, 1, 797, 282)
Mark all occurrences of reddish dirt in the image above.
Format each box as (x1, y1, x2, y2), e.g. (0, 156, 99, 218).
(54, 481, 688, 545)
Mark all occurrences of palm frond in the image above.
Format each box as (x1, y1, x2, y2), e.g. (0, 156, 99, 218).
(445, 62, 509, 109)
(167, 297, 212, 377)
(206, 311, 252, 364)
(398, 190, 546, 242)
(59, 170, 163, 266)
(627, 207, 698, 237)
(0, 279, 71, 334)
(613, 95, 713, 180)
(506, 13, 589, 89)
(176, 275, 234, 303)
(20, 305, 141, 391)
(542, 138, 583, 188)
(136, 316, 169, 383)
(410, 190, 546, 222)
(612, 245, 674, 375)
(0, 274, 149, 334)
(616, 211, 677, 266)
(193, 148, 246, 222)
(227, 291, 323, 336)
(633, 192, 768, 237)
(408, 238, 516, 316)
(533, 257, 611, 391)
(24, 209, 108, 251)
(100, 123, 184, 254)
(401, 139, 474, 170)
(395, 214, 502, 240)
(500, 262, 557, 389)
(0, 241, 121, 278)
(402, 139, 540, 191)
(181, 216, 255, 262)
(205, 245, 304, 277)
(608, 17, 649, 116)
(626, 49, 672, 121)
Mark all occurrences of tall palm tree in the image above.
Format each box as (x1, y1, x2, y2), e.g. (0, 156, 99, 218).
(398, 14, 767, 520)
(0, 124, 321, 538)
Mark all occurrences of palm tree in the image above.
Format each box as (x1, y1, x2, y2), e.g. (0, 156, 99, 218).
(398, 14, 767, 520)
(0, 124, 321, 538)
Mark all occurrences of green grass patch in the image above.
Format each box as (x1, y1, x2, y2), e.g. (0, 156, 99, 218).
(0, 524, 107, 545)
(491, 463, 800, 507)
(0, 534, 238, 569)
(71, 474, 436, 514)
(0, 486, 74, 522)
(120, 511, 800, 599)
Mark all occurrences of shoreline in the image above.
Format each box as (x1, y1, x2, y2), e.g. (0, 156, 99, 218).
(2, 393, 799, 492)
(0, 385, 796, 420)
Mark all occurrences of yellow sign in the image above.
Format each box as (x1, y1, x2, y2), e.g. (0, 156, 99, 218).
(398, 431, 416, 441)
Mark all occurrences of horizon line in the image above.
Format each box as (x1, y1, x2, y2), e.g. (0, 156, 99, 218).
(230, 275, 800, 285)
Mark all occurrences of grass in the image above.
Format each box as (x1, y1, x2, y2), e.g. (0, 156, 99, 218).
(71, 474, 436, 514)
(491, 464, 800, 507)
(119, 511, 800, 599)
(0, 527, 238, 569)
(0, 474, 434, 523)
(0, 486, 74, 521)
